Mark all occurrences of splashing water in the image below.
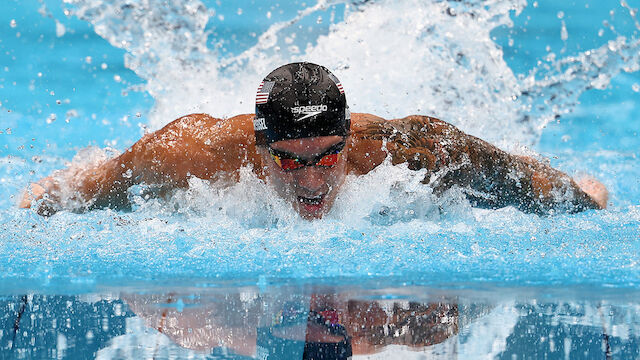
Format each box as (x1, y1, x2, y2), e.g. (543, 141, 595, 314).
(1, 0, 639, 289)
(60, 0, 640, 147)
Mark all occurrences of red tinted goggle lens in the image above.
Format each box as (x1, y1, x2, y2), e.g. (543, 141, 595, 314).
(278, 157, 304, 171)
(269, 144, 343, 171)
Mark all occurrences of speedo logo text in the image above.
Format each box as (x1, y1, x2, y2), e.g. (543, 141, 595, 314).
(291, 104, 328, 121)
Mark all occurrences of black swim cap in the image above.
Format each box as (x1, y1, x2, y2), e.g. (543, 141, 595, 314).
(254, 62, 350, 146)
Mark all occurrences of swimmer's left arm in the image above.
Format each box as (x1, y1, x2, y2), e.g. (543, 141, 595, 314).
(352, 115, 607, 214)
(443, 123, 608, 213)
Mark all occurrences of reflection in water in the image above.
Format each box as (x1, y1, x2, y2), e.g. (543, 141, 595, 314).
(0, 295, 132, 358)
(2, 286, 640, 359)
(122, 288, 458, 359)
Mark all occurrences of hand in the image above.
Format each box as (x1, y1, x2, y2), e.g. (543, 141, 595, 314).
(18, 177, 60, 216)
(576, 176, 608, 209)
(19, 183, 47, 208)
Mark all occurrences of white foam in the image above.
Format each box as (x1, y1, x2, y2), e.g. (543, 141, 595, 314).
(4, 0, 632, 288)
(62, 0, 640, 154)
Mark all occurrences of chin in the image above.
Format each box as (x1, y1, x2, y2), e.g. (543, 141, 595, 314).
(295, 198, 331, 220)
(296, 204, 327, 220)
(299, 211, 325, 220)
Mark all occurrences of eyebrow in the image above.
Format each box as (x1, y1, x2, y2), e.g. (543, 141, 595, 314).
(269, 140, 345, 160)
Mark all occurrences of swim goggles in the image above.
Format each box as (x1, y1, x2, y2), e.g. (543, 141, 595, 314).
(268, 140, 346, 171)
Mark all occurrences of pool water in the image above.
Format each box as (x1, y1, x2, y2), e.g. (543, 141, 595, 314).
(1, 0, 639, 358)
(3, 284, 640, 359)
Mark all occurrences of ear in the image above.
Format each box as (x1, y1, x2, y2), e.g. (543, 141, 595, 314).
(255, 146, 271, 176)
(343, 135, 353, 158)
(255, 145, 269, 159)
(345, 135, 353, 150)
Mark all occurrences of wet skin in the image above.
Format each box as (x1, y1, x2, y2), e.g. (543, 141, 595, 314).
(19, 113, 607, 217)
(258, 136, 348, 219)
(123, 290, 459, 356)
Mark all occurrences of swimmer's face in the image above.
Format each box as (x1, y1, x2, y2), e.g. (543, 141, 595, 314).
(259, 135, 348, 220)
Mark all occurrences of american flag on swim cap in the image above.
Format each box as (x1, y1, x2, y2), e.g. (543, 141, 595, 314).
(327, 72, 344, 94)
(256, 81, 275, 104)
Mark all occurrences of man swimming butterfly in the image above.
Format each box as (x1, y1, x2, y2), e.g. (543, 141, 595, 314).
(20, 62, 608, 219)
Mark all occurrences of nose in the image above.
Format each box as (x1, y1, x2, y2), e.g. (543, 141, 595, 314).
(293, 166, 326, 193)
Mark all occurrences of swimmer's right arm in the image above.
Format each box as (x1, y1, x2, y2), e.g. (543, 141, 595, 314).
(19, 113, 258, 215)
(18, 154, 135, 216)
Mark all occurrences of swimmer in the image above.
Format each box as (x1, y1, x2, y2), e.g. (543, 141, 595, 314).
(19, 62, 608, 219)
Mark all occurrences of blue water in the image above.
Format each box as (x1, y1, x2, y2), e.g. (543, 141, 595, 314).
(1, 1, 640, 358)
(1, 0, 639, 290)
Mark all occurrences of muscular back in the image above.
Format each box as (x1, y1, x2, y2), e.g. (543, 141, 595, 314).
(21, 112, 604, 214)
(124, 112, 391, 182)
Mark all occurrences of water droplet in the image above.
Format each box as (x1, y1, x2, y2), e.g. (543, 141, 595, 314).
(114, 75, 121, 82)
(288, 45, 300, 54)
(557, 11, 564, 19)
(37, 72, 42, 78)
(632, 83, 640, 92)
(122, 169, 133, 178)
(533, 1, 538, 7)
(10, 19, 17, 28)
(237, 8, 243, 15)
(598, 29, 604, 37)
(266, 11, 272, 19)
(65, 109, 78, 123)
(85, 56, 92, 64)
(101, 63, 108, 70)
(316, 16, 323, 24)
(55, 20, 65, 37)
(560, 21, 568, 41)
(46, 114, 56, 124)
(56, 100, 61, 105)
(50, 91, 55, 96)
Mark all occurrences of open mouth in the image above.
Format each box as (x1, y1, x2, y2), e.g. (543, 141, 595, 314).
(298, 195, 324, 206)
(298, 195, 324, 205)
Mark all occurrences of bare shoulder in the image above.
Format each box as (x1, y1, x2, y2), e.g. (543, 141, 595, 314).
(346, 113, 388, 175)
(130, 113, 260, 181)
(350, 112, 387, 127)
(146, 113, 254, 145)
(351, 114, 456, 138)
(347, 113, 461, 174)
